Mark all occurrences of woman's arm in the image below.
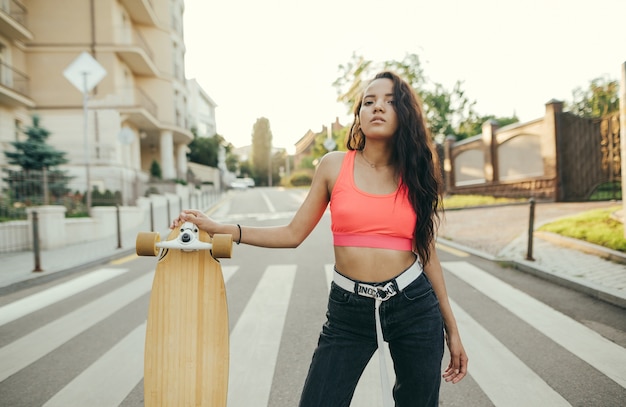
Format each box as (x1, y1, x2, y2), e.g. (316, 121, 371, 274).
(422, 243, 468, 384)
(173, 152, 340, 248)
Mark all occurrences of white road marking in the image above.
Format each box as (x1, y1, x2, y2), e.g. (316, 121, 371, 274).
(0, 272, 153, 382)
(0, 268, 129, 327)
(43, 323, 146, 407)
(228, 265, 296, 406)
(450, 299, 571, 406)
(261, 192, 276, 213)
(443, 261, 626, 388)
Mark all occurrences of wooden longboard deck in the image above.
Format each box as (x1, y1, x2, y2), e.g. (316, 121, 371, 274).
(143, 228, 229, 407)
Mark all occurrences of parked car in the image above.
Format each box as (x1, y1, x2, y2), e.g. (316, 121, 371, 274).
(241, 177, 255, 188)
(229, 178, 255, 189)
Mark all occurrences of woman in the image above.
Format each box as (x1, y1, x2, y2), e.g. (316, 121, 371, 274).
(173, 71, 468, 406)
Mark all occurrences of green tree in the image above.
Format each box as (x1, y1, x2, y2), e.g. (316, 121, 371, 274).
(4, 115, 68, 170)
(271, 149, 288, 186)
(333, 53, 376, 112)
(149, 159, 162, 179)
(304, 125, 349, 168)
(187, 129, 227, 167)
(238, 160, 254, 179)
(422, 81, 478, 140)
(568, 76, 620, 118)
(225, 150, 239, 172)
(251, 117, 272, 186)
(3, 115, 71, 203)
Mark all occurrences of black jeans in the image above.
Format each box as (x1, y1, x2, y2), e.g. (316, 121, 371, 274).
(299, 272, 444, 407)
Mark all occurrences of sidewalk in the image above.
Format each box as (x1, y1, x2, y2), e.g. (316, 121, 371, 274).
(1, 200, 625, 308)
(0, 226, 161, 292)
(438, 200, 626, 309)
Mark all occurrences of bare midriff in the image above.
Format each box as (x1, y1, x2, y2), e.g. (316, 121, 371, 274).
(333, 246, 417, 283)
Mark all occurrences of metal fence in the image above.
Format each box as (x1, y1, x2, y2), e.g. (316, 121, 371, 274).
(2, 168, 129, 216)
(1, 169, 223, 255)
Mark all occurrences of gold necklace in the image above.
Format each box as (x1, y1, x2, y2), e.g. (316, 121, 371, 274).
(360, 150, 389, 168)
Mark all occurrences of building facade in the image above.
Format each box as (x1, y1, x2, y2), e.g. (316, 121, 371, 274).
(0, 0, 211, 205)
(187, 78, 217, 138)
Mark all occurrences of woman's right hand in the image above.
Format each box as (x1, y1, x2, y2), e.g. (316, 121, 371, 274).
(170, 209, 220, 236)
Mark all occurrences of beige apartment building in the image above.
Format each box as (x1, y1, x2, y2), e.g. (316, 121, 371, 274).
(0, 0, 203, 204)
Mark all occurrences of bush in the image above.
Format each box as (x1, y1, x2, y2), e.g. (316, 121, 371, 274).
(589, 182, 622, 201)
(288, 170, 313, 187)
(85, 187, 122, 206)
(150, 160, 162, 179)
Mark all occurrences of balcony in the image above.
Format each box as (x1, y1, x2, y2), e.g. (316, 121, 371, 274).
(119, 0, 158, 26)
(113, 26, 159, 76)
(118, 87, 159, 130)
(0, 61, 34, 107)
(0, 0, 32, 41)
(116, 87, 193, 148)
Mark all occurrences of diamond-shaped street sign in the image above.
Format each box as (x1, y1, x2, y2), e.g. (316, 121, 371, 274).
(63, 51, 106, 94)
(323, 138, 337, 151)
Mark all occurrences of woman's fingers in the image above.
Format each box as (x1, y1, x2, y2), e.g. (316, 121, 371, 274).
(170, 209, 201, 229)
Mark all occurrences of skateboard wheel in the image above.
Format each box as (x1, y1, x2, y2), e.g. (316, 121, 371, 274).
(211, 234, 232, 258)
(136, 232, 160, 256)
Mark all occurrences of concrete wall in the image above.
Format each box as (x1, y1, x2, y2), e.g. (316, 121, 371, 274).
(2, 189, 222, 251)
(444, 100, 563, 200)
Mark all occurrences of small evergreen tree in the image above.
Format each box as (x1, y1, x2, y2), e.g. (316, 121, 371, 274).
(3, 115, 71, 204)
(150, 159, 162, 179)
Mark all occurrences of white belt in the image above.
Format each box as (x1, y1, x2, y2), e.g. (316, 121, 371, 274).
(332, 259, 423, 407)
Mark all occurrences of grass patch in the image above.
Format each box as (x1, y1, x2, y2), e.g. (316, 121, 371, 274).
(538, 206, 626, 252)
(443, 194, 527, 209)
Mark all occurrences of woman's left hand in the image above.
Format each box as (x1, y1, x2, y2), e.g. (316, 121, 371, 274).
(442, 330, 468, 384)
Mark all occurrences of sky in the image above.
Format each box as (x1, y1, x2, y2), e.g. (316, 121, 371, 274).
(183, 0, 626, 152)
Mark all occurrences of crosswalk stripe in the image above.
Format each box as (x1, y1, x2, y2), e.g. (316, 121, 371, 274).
(0, 268, 129, 327)
(42, 323, 146, 407)
(261, 192, 277, 213)
(443, 261, 626, 388)
(228, 265, 296, 407)
(0, 272, 153, 382)
(450, 298, 571, 406)
(323, 264, 394, 407)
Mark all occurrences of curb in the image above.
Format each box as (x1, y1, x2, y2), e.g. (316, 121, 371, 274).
(0, 247, 137, 296)
(534, 231, 626, 265)
(507, 259, 626, 310)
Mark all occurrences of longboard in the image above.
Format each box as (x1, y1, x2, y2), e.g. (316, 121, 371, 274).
(137, 221, 232, 407)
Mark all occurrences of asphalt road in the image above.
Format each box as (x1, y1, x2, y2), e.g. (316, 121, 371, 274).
(0, 187, 624, 406)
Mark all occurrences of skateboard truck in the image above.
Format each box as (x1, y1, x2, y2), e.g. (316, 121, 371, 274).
(136, 222, 233, 258)
(158, 221, 212, 252)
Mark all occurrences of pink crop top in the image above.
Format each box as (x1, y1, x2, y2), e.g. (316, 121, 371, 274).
(330, 150, 416, 251)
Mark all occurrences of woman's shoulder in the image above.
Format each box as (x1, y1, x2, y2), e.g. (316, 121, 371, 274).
(321, 150, 347, 163)
(315, 151, 347, 181)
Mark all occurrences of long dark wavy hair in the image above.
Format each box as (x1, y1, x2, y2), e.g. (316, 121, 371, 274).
(346, 71, 443, 265)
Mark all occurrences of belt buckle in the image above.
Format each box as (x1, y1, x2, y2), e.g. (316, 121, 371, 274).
(356, 281, 397, 301)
